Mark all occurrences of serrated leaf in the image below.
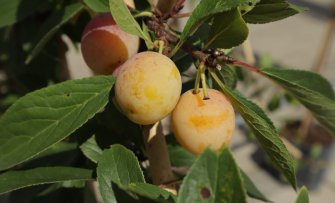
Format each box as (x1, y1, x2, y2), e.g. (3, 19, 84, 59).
(0, 76, 115, 171)
(240, 170, 271, 202)
(80, 135, 103, 164)
(224, 88, 296, 189)
(84, 0, 109, 12)
(295, 186, 309, 203)
(97, 144, 145, 203)
(243, 0, 304, 24)
(26, 3, 84, 64)
(172, 0, 247, 55)
(210, 71, 297, 189)
(120, 182, 177, 202)
(0, 167, 92, 195)
(0, 0, 45, 28)
(262, 68, 335, 135)
(218, 65, 238, 89)
(109, 0, 152, 45)
(207, 8, 248, 49)
(178, 148, 247, 203)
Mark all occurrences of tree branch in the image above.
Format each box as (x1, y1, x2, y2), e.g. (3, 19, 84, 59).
(156, 0, 179, 14)
(142, 122, 176, 188)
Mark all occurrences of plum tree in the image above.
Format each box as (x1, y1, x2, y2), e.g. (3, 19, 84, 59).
(81, 11, 139, 75)
(115, 51, 182, 125)
(171, 89, 235, 155)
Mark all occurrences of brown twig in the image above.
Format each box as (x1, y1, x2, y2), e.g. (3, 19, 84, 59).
(149, 0, 262, 73)
(156, 0, 179, 15)
(161, 0, 186, 20)
(231, 60, 260, 73)
(86, 181, 101, 203)
(142, 122, 175, 186)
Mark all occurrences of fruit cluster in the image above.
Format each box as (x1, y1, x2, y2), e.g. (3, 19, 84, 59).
(81, 12, 235, 155)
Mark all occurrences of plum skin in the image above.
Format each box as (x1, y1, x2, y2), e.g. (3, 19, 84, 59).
(115, 51, 182, 125)
(171, 89, 235, 155)
(81, 13, 139, 75)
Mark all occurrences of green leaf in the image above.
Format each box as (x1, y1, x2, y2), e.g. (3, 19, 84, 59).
(142, 21, 154, 50)
(243, 0, 305, 24)
(0, 76, 115, 171)
(0, 0, 45, 28)
(207, 8, 248, 49)
(120, 182, 177, 202)
(26, 3, 84, 64)
(210, 71, 297, 189)
(295, 186, 309, 203)
(223, 88, 296, 189)
(262, 68, 335, 135)
(178, 148, 247, 203)
(240, 170, 271, 202)
(80, 135, 103, 164)
(33, 141, 77, 160)
(38, 180, 86, 197)
(109, 0, 152, 45)
(173, 0, 247, 54)
(0, 167, 92, 195)
(239, 0, 261, 14)
(97, 144, 145, 203)
(168, 144, 270, 202)
(218, 65, 238, 89)
(168, 145, 196, 167)
(84, 0, 109, 12)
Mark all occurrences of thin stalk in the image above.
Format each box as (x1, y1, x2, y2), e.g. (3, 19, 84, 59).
(158, 40, 165, 54)
(231, 60, 260, 73)
(209, 69, 225, 91)
(200, 65, 209, 99)
(134, 11, 153, 18)
(193, 62, 204, 94)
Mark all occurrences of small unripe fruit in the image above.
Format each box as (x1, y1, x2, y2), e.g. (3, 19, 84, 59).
(171, 89, 235, 155)
(81, 12, 139, 75)
(115, 51, 182, 125)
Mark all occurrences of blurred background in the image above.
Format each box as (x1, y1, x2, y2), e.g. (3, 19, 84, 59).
(236, 0, 335, 202)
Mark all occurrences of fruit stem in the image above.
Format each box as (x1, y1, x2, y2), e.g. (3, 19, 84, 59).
(200, 64, 209, 99)
(193, 62, 204, 94)
(134, 11, 153, 18)
(158, 40, 165, 54)
(209, 68, 226, 91)
(142, 122, 176, 189)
